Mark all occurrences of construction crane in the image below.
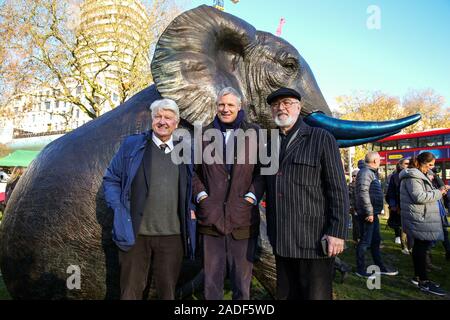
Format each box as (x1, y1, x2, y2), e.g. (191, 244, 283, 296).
(276, 17, 286, 36)
(213, 0, 239, 11)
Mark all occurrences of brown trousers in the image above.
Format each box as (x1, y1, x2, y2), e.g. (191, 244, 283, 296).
(118, 235, 183, 300)
(203, 234, 256, 300)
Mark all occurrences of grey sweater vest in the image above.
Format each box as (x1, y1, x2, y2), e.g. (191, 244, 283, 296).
(132, 141, 180, 236)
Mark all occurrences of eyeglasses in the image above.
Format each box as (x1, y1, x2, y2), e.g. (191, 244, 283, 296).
(270, 99, 299, 109)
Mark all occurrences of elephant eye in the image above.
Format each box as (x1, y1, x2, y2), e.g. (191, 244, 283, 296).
(282, 58, 298, 72)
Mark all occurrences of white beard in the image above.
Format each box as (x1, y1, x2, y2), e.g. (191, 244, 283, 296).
(274, 114, 295, 127)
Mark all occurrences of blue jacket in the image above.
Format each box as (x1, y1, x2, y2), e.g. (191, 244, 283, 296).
(103, 130, 196, 259)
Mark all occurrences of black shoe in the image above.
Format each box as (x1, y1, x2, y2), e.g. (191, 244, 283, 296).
(412, 277, 440, 287)
(419, 281, 446, 296)
(378, 266, 399, 276)
(355, 271, 376, 278)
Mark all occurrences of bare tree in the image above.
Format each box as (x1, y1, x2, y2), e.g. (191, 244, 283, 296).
(336, 89, 449, 167)
(402, 89, 450, 133)
(0, 0, 182, 119)
(43, 102, 77, 132)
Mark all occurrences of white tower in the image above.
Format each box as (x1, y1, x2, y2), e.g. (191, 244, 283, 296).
(75, 0, 150, 89)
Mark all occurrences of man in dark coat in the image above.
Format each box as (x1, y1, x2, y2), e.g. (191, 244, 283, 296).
(385, 158, 411, 254)
(264, 87, 349, 300)
(355, 151, 398, 277)
(103, 98, 196, 300)
(193, 87, 264, 300)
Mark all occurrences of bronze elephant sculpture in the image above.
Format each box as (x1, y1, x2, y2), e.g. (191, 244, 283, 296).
(0, 5, 419, 299)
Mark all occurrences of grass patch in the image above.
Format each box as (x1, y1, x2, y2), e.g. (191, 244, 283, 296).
(183, 276, 272, 300)
(189, 216, 450, 300)
(333, 215, 450, 300)
(0, 215, 448, 300)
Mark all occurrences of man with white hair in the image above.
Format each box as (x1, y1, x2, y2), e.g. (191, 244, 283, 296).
(103, 98, 196, 300)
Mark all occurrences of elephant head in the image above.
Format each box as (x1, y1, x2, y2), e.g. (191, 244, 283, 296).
(151, 5, 330, 126)
(151, 5, 420, 144)
(0, 5, 420, 300)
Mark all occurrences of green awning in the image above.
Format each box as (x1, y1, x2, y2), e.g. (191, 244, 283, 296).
(0, 150, 40, 167)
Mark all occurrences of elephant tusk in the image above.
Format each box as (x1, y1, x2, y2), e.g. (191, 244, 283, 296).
(303, 111, 421, 141)
(336, 130, 401, 148)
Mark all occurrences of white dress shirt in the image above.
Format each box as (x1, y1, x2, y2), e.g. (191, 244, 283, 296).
(152, 132, 174, 154)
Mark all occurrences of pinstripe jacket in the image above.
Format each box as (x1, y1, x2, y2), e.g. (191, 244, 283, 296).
(265, 120, 349, 259)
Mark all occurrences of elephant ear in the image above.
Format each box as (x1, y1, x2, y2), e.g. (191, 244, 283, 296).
(151, 5, 256, 124)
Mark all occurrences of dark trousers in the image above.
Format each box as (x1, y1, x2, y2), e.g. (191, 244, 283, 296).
(118, 235, 183, 300)
(275, 255, 334, 300)
(412, 238, 431, 281)
(356, 215, 384, 273)
(203, 234, 256, 300)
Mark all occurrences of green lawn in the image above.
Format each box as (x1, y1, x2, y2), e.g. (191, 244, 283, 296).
(0, 215, 448, 300)
(187, 215, 450, 300)
(333, 215, 450, 300)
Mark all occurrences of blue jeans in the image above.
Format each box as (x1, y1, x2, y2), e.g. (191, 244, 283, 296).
(356, 215, 384, 273)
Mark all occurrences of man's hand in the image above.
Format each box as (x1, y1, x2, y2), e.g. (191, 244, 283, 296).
(244, 196, 255, 204)
(190, 210, 196, 220)
(365, 215, 374, 223)
(325, 235, 345, 257)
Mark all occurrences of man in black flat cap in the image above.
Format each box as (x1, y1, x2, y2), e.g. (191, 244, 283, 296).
(264, 87, 349, 300)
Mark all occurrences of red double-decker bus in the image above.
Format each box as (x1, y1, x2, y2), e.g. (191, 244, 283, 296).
(369, 128, 450, 185)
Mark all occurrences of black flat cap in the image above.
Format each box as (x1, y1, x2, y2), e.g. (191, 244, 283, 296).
(266, 87, 302, 105)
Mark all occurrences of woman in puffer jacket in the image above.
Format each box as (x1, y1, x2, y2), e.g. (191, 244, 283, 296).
(399, 152, 447, 296)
